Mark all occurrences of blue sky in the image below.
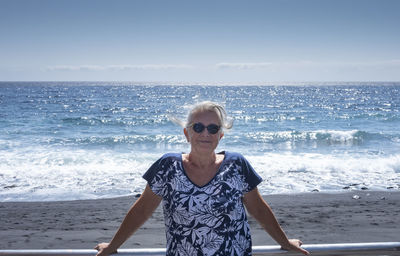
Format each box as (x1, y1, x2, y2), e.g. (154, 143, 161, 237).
(1, 0, 399, 83)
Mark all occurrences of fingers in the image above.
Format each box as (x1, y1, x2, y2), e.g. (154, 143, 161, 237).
(94, 243, 117, 256)
(94, 243, 109, 256)
(296, 244, 310, 255)
(95, 243, 108, 250)
(287, 239, 310, 255)
(289, 239, 302, 246)
(94, 243, 104, 251)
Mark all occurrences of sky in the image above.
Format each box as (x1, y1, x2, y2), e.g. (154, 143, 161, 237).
(0, 0, 399, 83)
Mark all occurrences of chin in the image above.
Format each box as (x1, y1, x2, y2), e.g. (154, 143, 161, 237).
(194, 145, 217, 153)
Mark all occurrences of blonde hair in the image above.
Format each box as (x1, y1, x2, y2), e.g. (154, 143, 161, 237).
(170, 101, 233, 130)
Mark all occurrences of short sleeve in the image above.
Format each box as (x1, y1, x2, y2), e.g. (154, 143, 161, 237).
(238, 154, 263, 193)
(142, 154, 173, 197)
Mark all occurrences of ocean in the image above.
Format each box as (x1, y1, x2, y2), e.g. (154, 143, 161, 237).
(1, 82, 399, 202)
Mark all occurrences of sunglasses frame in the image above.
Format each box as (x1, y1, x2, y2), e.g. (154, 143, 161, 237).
(189, 122, 221, 134)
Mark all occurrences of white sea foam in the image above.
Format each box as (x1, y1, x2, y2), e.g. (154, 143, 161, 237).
(250, 129, 361, 142)
(0, 147, 157, 201)
(1, 146, 399, 201)
(247, 153, 400, 194)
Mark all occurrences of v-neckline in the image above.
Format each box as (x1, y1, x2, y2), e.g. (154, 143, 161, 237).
(180, 151, 227, 188)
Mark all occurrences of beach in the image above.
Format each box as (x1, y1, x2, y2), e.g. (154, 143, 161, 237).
(1, 84, 400, 250)
(1, 191, 399, 250)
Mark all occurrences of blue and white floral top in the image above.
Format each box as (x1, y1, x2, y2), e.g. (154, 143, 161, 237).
(143, 151, 263, 256)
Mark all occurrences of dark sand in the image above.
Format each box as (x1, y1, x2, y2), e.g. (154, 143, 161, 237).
(1, 191, 399, 249)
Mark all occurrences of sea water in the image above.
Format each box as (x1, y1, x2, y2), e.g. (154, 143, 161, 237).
(0, 82, 399, 201)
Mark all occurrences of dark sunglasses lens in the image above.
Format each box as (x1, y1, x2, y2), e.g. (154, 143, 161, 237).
(193, 123, 205, 133)
(207, 124, 220, 134)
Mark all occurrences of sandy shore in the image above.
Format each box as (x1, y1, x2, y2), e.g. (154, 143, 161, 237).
(1, 191, 399, 249)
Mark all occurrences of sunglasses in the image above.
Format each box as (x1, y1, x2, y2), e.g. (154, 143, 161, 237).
(190, 122, 221, 134)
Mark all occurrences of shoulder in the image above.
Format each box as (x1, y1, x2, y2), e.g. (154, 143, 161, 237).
(222, 151, 247, 162)
(159, 152, 181, 161)
(150, 153, 182, 168)
(223, 151, 257, 173)
(143, 153, 181, 181)
(146, 152, 182, 171)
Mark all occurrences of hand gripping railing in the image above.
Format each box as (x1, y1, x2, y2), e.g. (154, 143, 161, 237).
(0, 242, 399, 256)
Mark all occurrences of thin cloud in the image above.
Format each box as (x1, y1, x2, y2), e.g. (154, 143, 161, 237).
(46, 64, 194, 71)
(216, 60, 400, 69)
(216, 62, 273, 70)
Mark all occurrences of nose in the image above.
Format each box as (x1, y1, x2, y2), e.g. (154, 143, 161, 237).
(200, 128, 211, 136)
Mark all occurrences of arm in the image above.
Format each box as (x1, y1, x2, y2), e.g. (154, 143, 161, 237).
(243, 188, 309, 255)
(95, 184, 162, 256)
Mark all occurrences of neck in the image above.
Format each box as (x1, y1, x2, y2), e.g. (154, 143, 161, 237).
(188, 150, 216, 167)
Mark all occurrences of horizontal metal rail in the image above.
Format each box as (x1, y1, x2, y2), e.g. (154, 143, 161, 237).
(0, 242, 399, 256)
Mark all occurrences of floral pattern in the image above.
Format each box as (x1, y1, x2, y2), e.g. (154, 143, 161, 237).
(143, 151, 262, 256)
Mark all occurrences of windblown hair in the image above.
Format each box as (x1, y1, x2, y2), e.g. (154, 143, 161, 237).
(170, 101, 233, 130)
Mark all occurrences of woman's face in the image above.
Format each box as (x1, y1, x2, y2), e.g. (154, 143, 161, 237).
(184, 111, 224, 154)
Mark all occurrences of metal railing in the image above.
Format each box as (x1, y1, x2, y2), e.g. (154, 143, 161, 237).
(1, 242, 399, 256)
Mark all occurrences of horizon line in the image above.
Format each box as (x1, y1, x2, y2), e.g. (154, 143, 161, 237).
(1, 80, 400, 86)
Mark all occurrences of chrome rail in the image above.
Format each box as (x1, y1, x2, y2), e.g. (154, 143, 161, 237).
(0, 242, 399, 256)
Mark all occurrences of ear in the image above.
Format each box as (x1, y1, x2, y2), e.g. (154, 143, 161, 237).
(184, 128, 190, 142)
(219, 131, 224, 140)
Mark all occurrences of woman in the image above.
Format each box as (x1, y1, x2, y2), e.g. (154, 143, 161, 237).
(95, 101, 309, 256)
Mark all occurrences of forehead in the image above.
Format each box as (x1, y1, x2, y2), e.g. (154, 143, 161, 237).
(191, 111, 220, 124)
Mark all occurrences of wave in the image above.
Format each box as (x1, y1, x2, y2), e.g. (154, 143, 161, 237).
(1, 146, 399, 201)
(44, 134, 187, 148)
(247, 152, 400, 194)
(238, 129, 395, 146)
(7, 129, 397, 152)
(61, 115, 169, 127)
(0, 147, 156, 202)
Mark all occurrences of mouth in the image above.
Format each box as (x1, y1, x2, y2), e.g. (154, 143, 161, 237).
(198, 140, 212, 144)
